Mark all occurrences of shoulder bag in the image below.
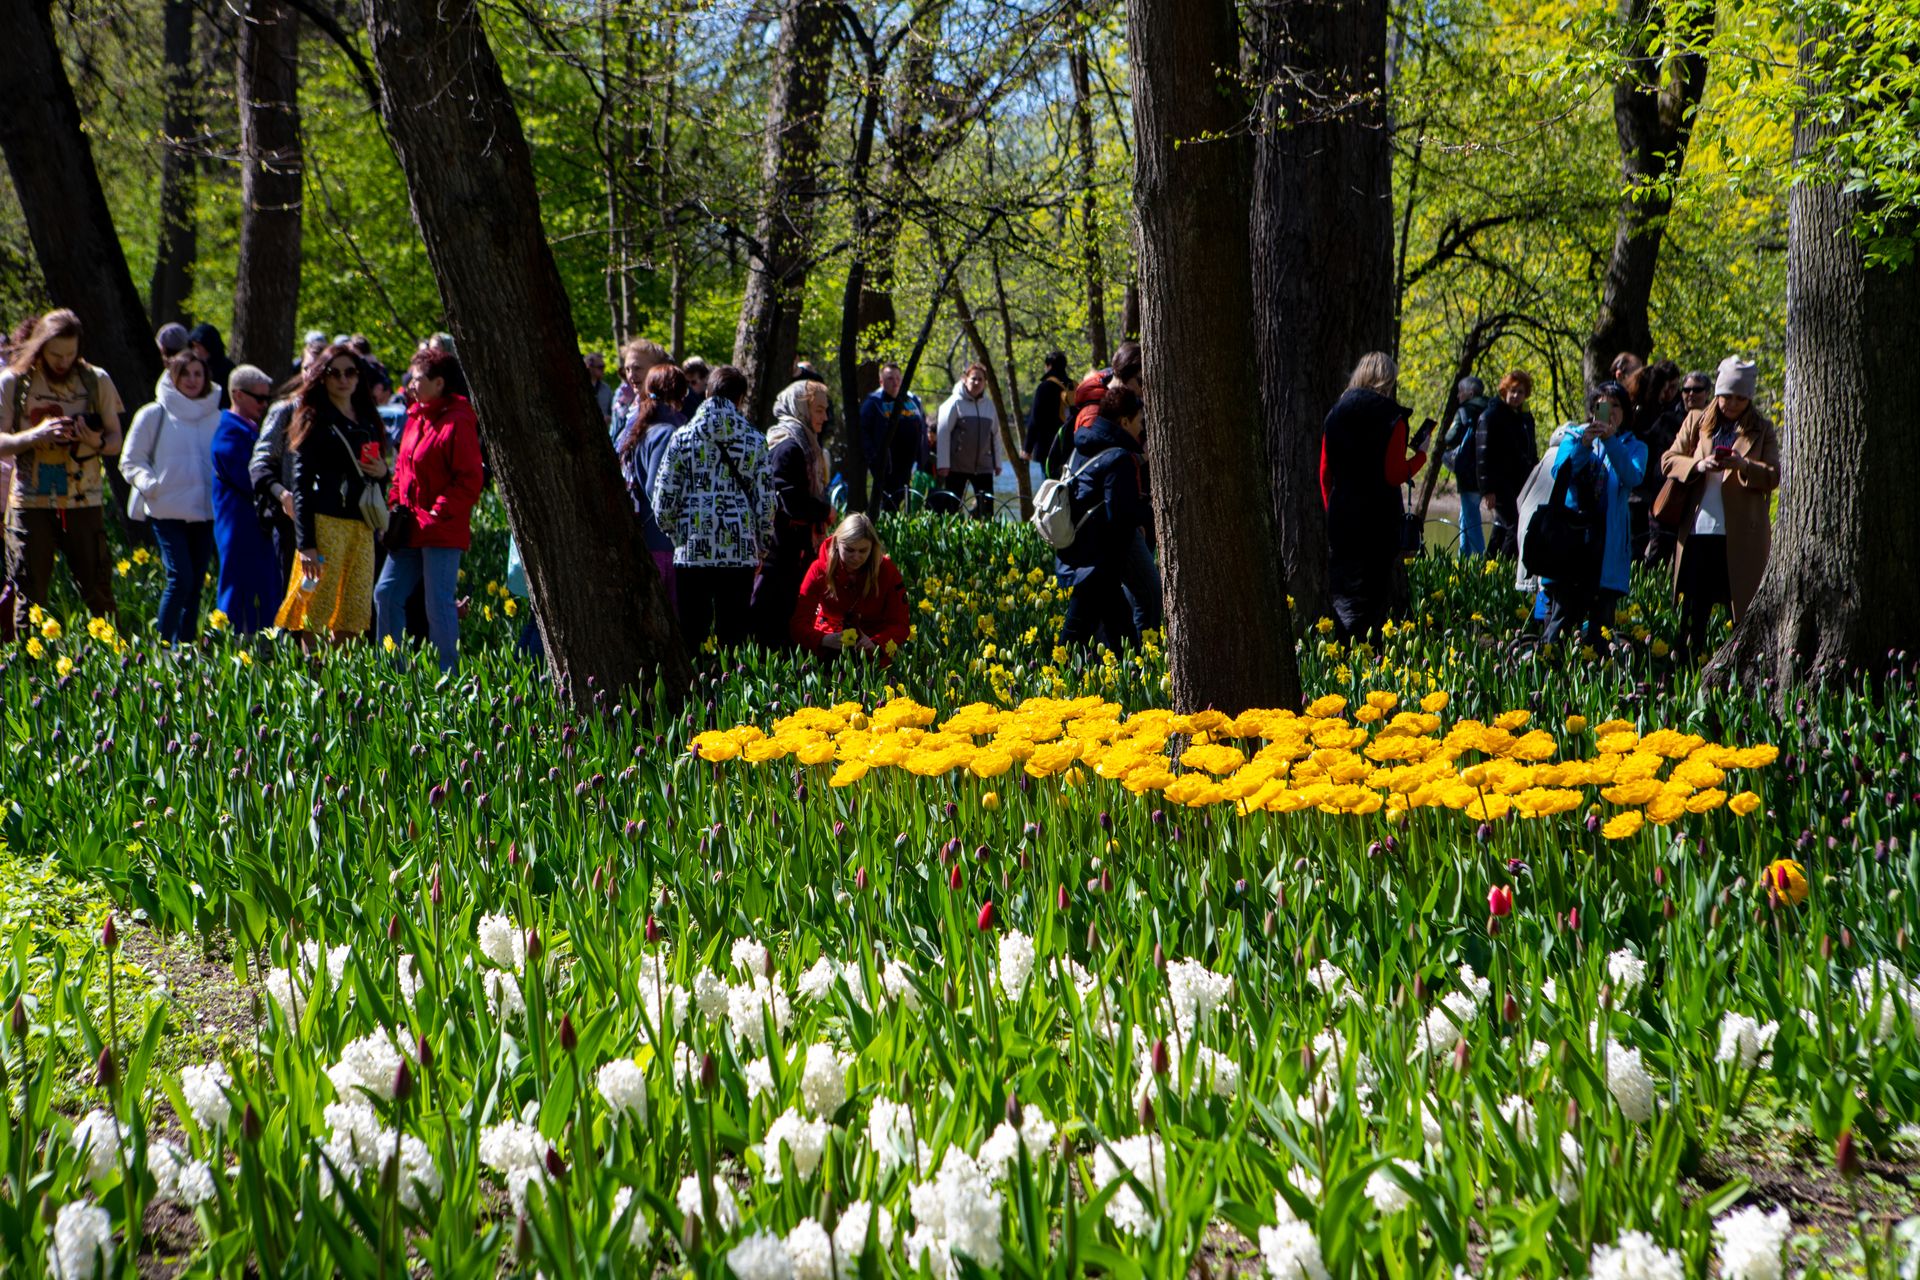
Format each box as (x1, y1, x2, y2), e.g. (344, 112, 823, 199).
(326, 417, 391, 535)
(1522, 450, 1603, 583)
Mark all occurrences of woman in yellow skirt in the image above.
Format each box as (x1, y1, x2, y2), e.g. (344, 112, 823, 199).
(275, 344, 388, 643)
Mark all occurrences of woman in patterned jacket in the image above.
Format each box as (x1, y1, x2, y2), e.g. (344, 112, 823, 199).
(650, 364, 775, 649)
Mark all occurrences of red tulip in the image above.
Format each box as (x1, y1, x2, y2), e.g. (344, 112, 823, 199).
(1487, 885, 1514, 918)
(977, 900, 996, 931)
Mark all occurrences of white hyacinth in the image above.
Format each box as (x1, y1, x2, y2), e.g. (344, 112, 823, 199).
(786, 1217, 834, 1280)
(378, 1130, 442, 1211)
(1589, 1229, 1685, 1280)
(1091, 1135, 1167, 1236)
(729, 1230, 794, 1280)
(677, 1174, 740, 1230)
(1606, 949, 1647, 999)
(1274, 1169, 1323, 1224)
(1457, 964, 1491, 1008)
(70, 1110, 123, 1180)
(483, 970, 526, 1020)
(1305, 960, 1358, 1005)
(797, 957, 841, 1003)
(332, 1030, 406, 1102)
(612, 1186, 652, 1251)
(998, 930, 1036, 1001)
(1259, 1219, 1329, 1280)
(978, 1107, 1057, 1180)
(906, 1147, 1003, 1273)
(694, 969, 731, 1020)
(396, 954, 422, 1004)
(1496, 1094, 1537, 1144)
(1601, 1039, 1657, 1123)
(729, 976, 793, 1052)
(1854, 962, 1920, 1041)
(1714, 1205, 1791, 1280)
(1555, 1132, 1585, 1205)
(1365, 1159, 1419, 1215)
(1164, 958, 1233, 1037)
(867, 1096, 926, 1177)
(477, 1119, 544, 1172)
(178, 1061, 233, 1131)
(799, 1042, 850, 1117)
(833, 1200, 895, 1275)
(762, 1106, 830, 1182)
(1716, 1013, 1780, 1069)
(731, 937, 770, 979)
(880, 958, 921, 1010)
(1541, 977, 1559, 1004)
(476, 914, 525, 970)
(300, 940, 352, 985)
(47, 1201, 114, 1280)
(744, 1057, 776, 1099)
(597, 1058, 649, 1122)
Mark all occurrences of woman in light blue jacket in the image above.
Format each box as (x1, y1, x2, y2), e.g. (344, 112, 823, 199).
(1538, 380, 1645, 647)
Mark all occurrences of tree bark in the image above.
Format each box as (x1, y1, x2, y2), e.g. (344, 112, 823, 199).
(0, 0, 158, 396)
(232, 0, 303, 374)
(1581, 0, 1709, 388)
(1708, 36, 1920, 690)
(361, 0, 691, 709)
(149, 0, 198, 327)
(950, 280, 1027, 520)
(989, 247, 1035, 520)
(1128, 0, 1300, 715)
(1069, 11, 1108, 365)
(1249, 0, 1394, 627)
(733, 0, 834, 427)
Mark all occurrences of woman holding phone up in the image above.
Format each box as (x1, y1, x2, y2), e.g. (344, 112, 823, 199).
(1659, 357, 1779, 659)
(1536, 381, 1645, 648)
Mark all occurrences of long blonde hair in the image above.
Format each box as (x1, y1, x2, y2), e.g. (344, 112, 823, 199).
(826, 513, 885, 599)
(1346, 351, 1399, 398)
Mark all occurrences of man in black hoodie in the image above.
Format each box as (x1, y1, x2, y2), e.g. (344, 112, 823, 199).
(188, 323, 237, 410)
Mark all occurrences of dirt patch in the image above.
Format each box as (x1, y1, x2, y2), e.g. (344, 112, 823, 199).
(121, 923, 262, 1063)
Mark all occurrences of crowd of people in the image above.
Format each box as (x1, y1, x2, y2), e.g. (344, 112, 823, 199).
(0, 304, 1773, 672)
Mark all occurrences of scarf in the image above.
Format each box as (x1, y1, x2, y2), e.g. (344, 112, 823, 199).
(768, 383, 829, 501)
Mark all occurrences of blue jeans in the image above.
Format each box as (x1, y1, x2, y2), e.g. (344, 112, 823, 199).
(150, 518, 213, 643)
(375, 545, 463, 671)
(1118, 530, 1163, 634)
(1457, 490, 1485, 557)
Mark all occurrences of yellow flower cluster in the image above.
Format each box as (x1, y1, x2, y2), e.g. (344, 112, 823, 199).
(690, 693, 1774, 825)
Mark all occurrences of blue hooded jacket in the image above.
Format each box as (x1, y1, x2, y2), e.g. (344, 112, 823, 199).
(1545, 430, 1647, 593)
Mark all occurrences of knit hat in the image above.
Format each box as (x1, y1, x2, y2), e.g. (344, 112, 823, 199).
(1714, 356, 1757, 400)
(155, 322, 189, 357)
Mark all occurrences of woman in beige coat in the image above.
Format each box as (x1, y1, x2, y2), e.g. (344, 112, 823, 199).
(1658, 356, 1781, 658)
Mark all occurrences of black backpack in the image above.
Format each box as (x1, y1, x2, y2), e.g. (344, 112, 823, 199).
(1523, 451, 1606, 583)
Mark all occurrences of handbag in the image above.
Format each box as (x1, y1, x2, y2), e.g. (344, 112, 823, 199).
(1650, 475, 1695, 529)
(326, 418, 390, 535)
(1522, 451, 1603, 583)
(384, 502, 418, 551)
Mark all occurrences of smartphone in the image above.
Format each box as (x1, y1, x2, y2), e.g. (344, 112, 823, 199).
(1713, 444, 1734, 461)
(1411, 418, 1437, 451)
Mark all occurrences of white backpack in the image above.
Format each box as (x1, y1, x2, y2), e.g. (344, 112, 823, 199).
(1029, 447, 1121, 550)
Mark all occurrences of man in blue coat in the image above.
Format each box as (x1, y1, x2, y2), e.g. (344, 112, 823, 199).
(858, 362, 926, 513)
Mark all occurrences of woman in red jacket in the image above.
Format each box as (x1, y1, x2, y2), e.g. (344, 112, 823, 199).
(374, 350, 484, 672)
(789, 513, 910, 660)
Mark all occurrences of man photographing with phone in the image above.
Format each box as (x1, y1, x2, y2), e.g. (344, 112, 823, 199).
(0, 310, 125, 631)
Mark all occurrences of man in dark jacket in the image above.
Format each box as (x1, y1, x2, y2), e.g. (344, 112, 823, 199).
(856, 362, 926, 513)
(1022, 351, 1073, 481)
(1474, 370, 1539, 560)
(1056, 385, 1149, 650)
(1442, 376, 1490, 557)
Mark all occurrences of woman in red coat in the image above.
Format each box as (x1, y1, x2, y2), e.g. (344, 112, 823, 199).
(374, 350, 484, 671)
(789, 513, 910, 659)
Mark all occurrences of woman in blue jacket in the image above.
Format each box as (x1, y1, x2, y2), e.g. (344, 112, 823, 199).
(208, 364, 285, 634)
(1055, 385, 1149, 650)
(1539, 380, 1645, 647)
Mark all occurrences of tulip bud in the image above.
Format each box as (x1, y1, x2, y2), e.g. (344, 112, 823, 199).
(1086, 922, 1100, 953)
(700, 1051, 718, 1092)
(393, 1059, 414, 1103)
(1151, 1037, 1170, 1075)
(1502, 993, 1519, 1023)
(388, 913, 401, 944)
(1100, 867, 1113, 893)
(1836, 1129, 1862, 1180)
(94, 1045, 117, 1088)
(977, 900, 996, 931)
(1841, 926, 1854, 951)
(855, 867, 870, 892)
(101, 915, 118, 952)
(1564, 1098, 1579, 1127)
(9, 996, 25, 1038)
(1662, 897, 1676, 921)
(242, 1102, 263, 1142)
(1151, 942, 1166, 971)
(1452, 1039, 1470, 1071)
(1276, 883, 1288, 911)
(1820, 934, 1834, 962)
(949, 863, 963, 891)
(559, 1014, 578, 1053)
(1487, 916, 1501, 937)
(544, 1145, 567, 1180)
(1412, 974, 1427, 1002)
(1899, 927, 1909, 952)
(1138, 1091, 1155, 1129)
(525, 927, 543, 961)
(645, 914, 662, 945)
(430, 868, 444, 907)
(1262, 910, 1277, 938)
(1709, 905, 1721, 930)
(417, 1033, 433, 1069)
(1566, 907, 1580, 932)
(516, 1215, 536, 1262)
(1299, 1042, 1316, 1076)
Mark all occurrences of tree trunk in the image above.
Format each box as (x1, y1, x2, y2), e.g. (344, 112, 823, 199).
(1069, 12, 1107, 365)
(149, 0, 198, 326)
(1581, 0, 1709, 388)
(232, 0, 303, 374)
(989, 247, 1034, 520)
(950, 280, 1025, 521)
(732, 0, 833, 427)
(1128, 0, 1300, 715)
(1249, 0, 1394, 627)
(361, 0, 691, 710)
(0, 0, 158, 395)
(1707, 38, 1920, 690)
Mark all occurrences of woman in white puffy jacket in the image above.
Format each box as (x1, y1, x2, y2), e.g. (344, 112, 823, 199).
(121, 351, 223, 642)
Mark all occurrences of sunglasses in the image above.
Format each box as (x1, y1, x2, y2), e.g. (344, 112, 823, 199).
(1682, 385, 1711, 395)
(325, 365, 360, 381)
(234, 386, 270, 401)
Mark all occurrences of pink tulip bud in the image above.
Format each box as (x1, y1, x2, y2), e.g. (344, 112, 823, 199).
(949, 864, 963, 891)
(544, 1145, 567, 1180)
(101, 916, 119, 951)
(559, 1014, 578, 1053)
(526, 927, 543, 961)
(1151, 1037, 1170, 1075)
(977, 900, 996, 931)
(1487, 885, 1513, 918)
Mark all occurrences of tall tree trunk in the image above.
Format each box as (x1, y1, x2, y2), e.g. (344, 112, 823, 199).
(232, 0, 303, 374)
(1069, 10, 1107, 365)
(733, 0, 833, 427)
(1128, 0, 1299, 715)
(362, 0, 691, 709)
(149, 0, 198, 326)
(0, 0, 158, 395)
(836, 47, 887, 513)
(989, 246, 1034, 519)
(1708, 35, 1920, 690)
(1581, 0, 1709, 388)
(950, 280, 1025, 521)
(1249, 0, 1394, 627)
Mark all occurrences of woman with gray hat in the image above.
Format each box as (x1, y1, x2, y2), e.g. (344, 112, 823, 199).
(1658, 356, 1781, 658)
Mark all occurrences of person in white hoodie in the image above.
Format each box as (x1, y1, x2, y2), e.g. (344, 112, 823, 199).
(935, 363, 1002, 519)
(121, 352, 223, 642)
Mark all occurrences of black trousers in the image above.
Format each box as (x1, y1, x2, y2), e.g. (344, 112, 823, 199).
(1485, 495, 1521, 559)
(676, 565, 755, 650)
(1542, 580, 1620, 649)
(1677, 533, 1730, 657)
(939, 472, 994, 520)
